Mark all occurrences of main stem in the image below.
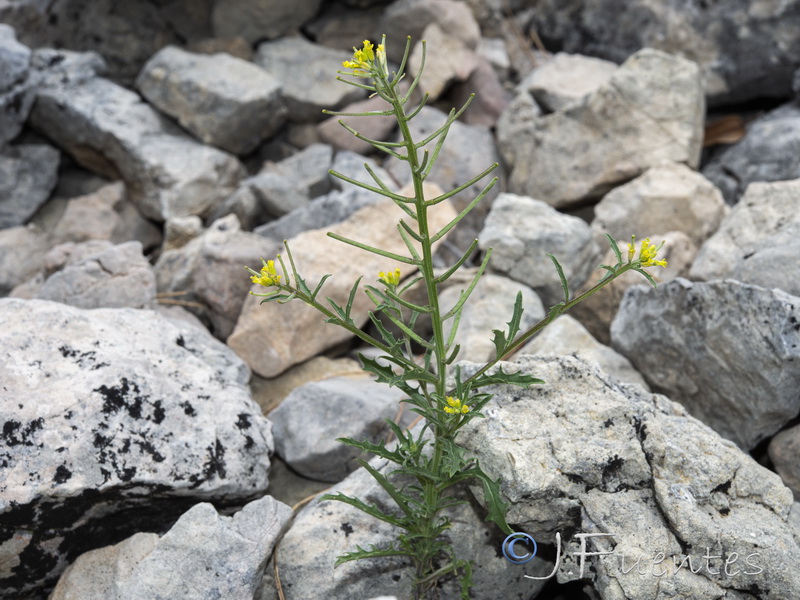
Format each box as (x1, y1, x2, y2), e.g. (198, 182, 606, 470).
(382, 78, 448, 594)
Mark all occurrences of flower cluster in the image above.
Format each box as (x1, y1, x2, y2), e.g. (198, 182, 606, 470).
(342, 39, 387, 77)
(249, 258, 281, 287)
(628, 236, 667, 268)
(378, 268, 401, 287)
(443, 396, 469, 415)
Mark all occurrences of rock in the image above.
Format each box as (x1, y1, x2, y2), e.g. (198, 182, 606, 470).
(29, 49, 246, 223)
(379, 0, 481, 63)
(568, 231, 697, 345)
(439, 272, 544, 364)
(459, 354, 800, 600)
(136, 46, 287, 156)
(386, 106, 501, 250)
(478, 193, 597, 307)
(49, 182, 161, 251)
(255, 37, 365, 122)
(524, 0, 800, 106)
(275, 454, 553, 599)
(50, 495, 291, 600)
(0, 223, 48, 296)
(0, 143, 60, 229)
(408, 23, 479, 100)
(523, 52, 618, 112)
(494, 88, 543, 168)
(769, 425, 800, 500)
(317, 95, 397, 155)
(447, 56, 510, 128)
(254, 188, 379, 243)
(212, 0, 323, 44)
(0, 298, 272, 599)
(270, 374, 408, 482)
(163, 215, 204, 252)
(304, 2, 386, 51)
(611, 278, 800, 450)
(702, 104, 800, 205)
(32, 241, 156, 309)
(228, 197, 457, 378)
(689, 179, 800, 298)
(155, 214, 282, 339)
(501, 48, 704, 209)
(519, 314, 649, 389)
(591, 162, 728, 247)
(211, 144, 333, 229)
(250, 355, 362, 415)
(0, 24, 36, 146)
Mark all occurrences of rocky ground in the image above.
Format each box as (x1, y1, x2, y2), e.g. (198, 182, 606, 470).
(2, 1, 800, 599)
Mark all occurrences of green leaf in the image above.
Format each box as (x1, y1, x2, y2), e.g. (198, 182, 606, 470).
(605, 233, 623, 266)
(453, 462, 512, 535)
(321, 492, 407, 529)
(547, 253, 570, 303)
(357, 459, 415, 520)
(332, 543, 412, 566)
(439, 438, 469, 479)
(472, 366, 545, 390)
(490, 291, 524, 360)
(336, 436, 405, 464)
(310, 273, 332, 301)
(634, 267, 658, 288)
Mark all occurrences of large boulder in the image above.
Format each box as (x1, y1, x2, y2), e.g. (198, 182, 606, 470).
(0, 299, 273, 599)
(500, 48, 704, 209)
(459, 355, 800, 600)
(611, 279, 800, 450)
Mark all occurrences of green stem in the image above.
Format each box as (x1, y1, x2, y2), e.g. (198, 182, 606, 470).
(458, 263, 638, 391)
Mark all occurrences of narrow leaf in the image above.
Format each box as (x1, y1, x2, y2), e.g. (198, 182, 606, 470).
(547, 253, 570, 303)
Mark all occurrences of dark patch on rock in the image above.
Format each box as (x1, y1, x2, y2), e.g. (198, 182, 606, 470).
(341, 521, 354, 537)
(236, 413, 251, 430)
(53, 465, 72, 484)
(711, 479, 732, 494)
(179, 401, 196, 416)
(2, 418, 44, 447)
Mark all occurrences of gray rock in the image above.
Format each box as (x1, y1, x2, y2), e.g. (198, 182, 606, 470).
(439, 272, 545, 364)
(769, 425, 800, 500)
(379, 0, 481, 62)
(408, 23, 480, 101)
(255, 37, 365, 122)
(50, 496, 291, 600)
(523, 52, 618, 112)
(495, 88, 543, 168)
(478, 193, 597, 306)
(501, 48, 704, 209)
(163, 215, 204, 251)
(276, 454, 553, 599)
(690, 179, 800, 298)
(459, 354, 800, 600)
(254, 187, 380, 242)
(212, 0, 323, 44)
(591, 161, 728, 248)
(29, 49, 246, 223)
(611, 278, 800, 450)
(330, 149, 396, 192)
(702, 104, 800, 205)
(0, 24, 36, 146)
(524, 0, 800, 106)
(447, 56, 510, 128)
(136, 46, 287, 156)
(155, 214, 281, 339)
(210, 144, 333, 229)
(318, 95, 397, 155)
(49, 182, 162, 251)
(270, 375, 407, 482)
(519, 314, 649, 390)
(0, 298, 272, 599)
(34, 241, 156, 309)
(0, 143, 59, 228)
(0, 223, 48, 295)
(386, 106, 501, 250)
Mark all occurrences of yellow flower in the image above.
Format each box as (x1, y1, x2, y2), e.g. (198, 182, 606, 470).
(378, 268, 401, 287)
(250, 258, 281, 287)
(443, 396, 469, 414)
(342, 40, 378, 76)
(628, 236, 667, 268)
